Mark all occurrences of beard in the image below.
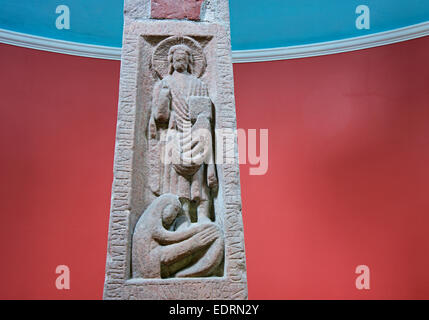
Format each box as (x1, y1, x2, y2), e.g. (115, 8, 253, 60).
(173, 62, 187, 72)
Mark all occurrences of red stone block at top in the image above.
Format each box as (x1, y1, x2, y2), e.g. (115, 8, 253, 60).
(151, 0, 204, 21)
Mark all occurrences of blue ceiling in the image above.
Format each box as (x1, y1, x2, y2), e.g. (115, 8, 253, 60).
(1, 0, 429, 50)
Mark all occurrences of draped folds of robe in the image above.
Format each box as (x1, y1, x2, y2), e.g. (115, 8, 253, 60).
(148, 72, 215, 203)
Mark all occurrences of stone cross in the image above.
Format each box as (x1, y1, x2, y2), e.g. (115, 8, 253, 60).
(103, 0, 247, 300)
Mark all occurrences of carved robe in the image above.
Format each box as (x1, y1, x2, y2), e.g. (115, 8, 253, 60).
(148, 72, 215, 203)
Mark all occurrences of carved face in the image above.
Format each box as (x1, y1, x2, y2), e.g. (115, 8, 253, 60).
(172, 49, 189, 73)
(162, 203, 181, 228)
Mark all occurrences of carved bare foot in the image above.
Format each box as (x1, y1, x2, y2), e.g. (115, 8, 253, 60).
(197, 215, 212, 224)
(196, 200, 212, 224)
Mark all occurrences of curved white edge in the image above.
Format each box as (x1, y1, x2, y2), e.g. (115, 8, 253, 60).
(0, 28, 121, 60)
(232, 21, 429, 63)
(1, 21, 429, 63)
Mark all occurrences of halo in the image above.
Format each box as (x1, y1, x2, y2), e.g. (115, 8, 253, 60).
(152, 36, 207, 79)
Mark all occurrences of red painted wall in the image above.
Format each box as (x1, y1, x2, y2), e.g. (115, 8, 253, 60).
(1, 36, 429, 299)
(0, 45, 117, 299)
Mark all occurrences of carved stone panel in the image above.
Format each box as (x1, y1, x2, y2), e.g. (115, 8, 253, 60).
(103, 0, 247, 300)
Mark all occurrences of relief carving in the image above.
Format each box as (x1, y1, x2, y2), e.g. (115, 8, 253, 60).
(104, 0, 247, 299)
(132, 36, 224, 278)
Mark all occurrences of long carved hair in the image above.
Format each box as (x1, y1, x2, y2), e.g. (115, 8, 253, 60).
(168, 44, 194, 75)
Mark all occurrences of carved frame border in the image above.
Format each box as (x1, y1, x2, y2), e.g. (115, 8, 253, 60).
(103, 19, 247, 300)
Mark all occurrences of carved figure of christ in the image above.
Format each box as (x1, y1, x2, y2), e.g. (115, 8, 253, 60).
(149, 44, 217, 229)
